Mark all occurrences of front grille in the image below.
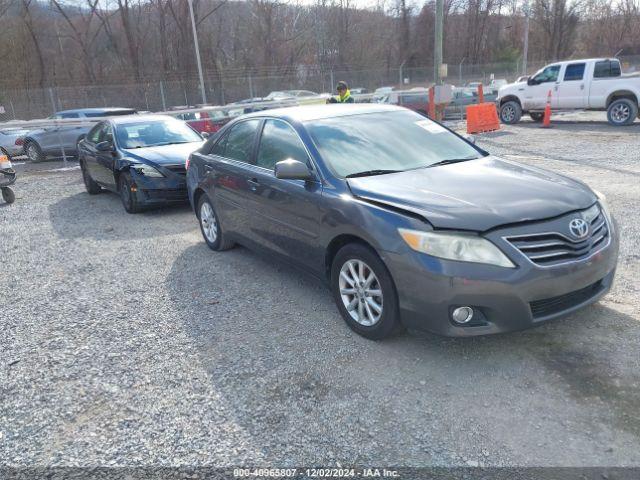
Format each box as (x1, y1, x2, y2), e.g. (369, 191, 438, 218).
(143, 189, 187, 201)
(529, 280, 604, 319)
(505, 207, 608, 267)
(165, 165, 186, 176)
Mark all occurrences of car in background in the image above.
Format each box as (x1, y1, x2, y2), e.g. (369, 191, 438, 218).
(499, 58, 640, 125)
(351, 88, 369, 94)
(0, 127, 30, 157)
(174, 110, 231, 134)
(78, 115, 203, 213)
(379, 89, 430, 116)
(186, 104, 617, 340)
(372, 86, 395, 103)
(23, 107, 136, 162)
(266, 90, 317, 100)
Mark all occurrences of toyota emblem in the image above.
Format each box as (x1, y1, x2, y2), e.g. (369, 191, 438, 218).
(569, 218, 589, 239)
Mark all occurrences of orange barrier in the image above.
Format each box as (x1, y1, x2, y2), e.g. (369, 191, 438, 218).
(466, 103, 500, 134)
(542, 90, 552, 128)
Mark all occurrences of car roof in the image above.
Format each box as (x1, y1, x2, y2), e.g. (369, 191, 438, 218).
(242, 104, 406, 123)
(56, 107, 135, 114)
(107, 114, 175, 125)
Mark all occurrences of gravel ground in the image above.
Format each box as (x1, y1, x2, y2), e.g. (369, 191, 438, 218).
(1, 112, 639, 468)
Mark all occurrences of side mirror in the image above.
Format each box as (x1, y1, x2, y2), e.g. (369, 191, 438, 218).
(96, 141, 113, 152)
(274, 159, 313, 181)
(201, 131, 211, 139)
(527, 77, 536, 86)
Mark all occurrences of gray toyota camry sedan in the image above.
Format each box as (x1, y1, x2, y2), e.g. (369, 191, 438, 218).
(186, 104, 618, 339)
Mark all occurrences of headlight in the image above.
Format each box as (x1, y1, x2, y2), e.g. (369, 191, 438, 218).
(132, 165, 164, 177)
(0, 154, 11, 169)
(398, 228, 515, 268)
(593, 190, 612, 224)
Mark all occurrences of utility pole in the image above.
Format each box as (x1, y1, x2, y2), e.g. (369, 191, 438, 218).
(522, 0, 530, 76)
(434, 0, 444, 85)
(188, 0, 207, 105)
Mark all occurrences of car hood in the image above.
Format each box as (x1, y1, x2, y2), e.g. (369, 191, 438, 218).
(123, 142, 204, 166)
(346, 156, 596, 231)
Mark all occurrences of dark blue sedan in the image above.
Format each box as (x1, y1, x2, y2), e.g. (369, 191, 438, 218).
(78, 115, 204, 213)
(186, 104, 617, 339)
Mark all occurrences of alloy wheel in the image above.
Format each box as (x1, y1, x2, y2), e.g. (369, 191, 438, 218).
(200, 201, 218, 244)
(611, 103, 630, 123)
(120, 178, 132, 209)
(27, 143, 39, 162)
(338, 259, 383, 326)
(502, 105, 515, 122)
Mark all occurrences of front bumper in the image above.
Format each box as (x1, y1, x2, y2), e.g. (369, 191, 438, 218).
(130, 172, 188, 206)
(384, 217, 619, 337)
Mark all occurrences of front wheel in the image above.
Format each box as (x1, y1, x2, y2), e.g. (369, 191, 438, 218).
(119, 172, 141, 214)
(1, 187, 15, 204)
(25, 141, 45, 163)
(80, 160, 101, 194)
(499, 101, 522, 124)
(607, 98, 638, 126)
(331, 243, 402, 340)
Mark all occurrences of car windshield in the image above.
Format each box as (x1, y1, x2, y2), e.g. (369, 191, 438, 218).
(116, 119, 201, 149)
(305, 110, 483, 178)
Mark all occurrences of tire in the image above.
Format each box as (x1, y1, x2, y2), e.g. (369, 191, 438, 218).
(75, 137, 85, 158)
(2, 187, 15, 204)
(499, 100, 522, 124)
(529, 112, 544, 122)
(118, 171, 141, 214)
(607, 98, 638, 126)
(331, 243, 402, 340)
(80, 159, 101, 194)
(197, 194, 234, 251)
(25, 140, 45, 163)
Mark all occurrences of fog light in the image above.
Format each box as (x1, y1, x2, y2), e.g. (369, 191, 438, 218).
(452, 306, 474, 324)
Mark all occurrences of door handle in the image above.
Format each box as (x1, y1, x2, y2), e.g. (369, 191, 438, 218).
(580, 84, 585, 90)
(247, 178, 260, 191)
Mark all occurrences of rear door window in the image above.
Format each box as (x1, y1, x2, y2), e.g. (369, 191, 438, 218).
(563, 63, 585, 81)
(594, 60, 622, 78)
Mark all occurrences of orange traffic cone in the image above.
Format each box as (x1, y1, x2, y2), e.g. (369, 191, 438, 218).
(542, 90, 552, 128)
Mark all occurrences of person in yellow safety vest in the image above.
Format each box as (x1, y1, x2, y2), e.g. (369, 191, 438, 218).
(327, 81, 355, 104)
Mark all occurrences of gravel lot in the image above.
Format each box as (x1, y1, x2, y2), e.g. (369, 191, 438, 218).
(1, 112, 639, 468)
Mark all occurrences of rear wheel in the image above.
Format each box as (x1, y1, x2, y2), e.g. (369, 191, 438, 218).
(499, 100, 522, 124)
(331, 243, 401, 340)
(197, 194, 234, 251)
(529, 112, 544, 122)
(607, 98, 637, 126)
(25, 141, 45, 163)
(80, 160, 101, 194)
(1, 187, 15, 204)
(119, 172, 141, 213)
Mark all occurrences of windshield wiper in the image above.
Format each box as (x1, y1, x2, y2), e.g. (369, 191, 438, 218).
(427, 156, 479, 168)
(152, 141, 192, 146)
(346, 169, 402, 178)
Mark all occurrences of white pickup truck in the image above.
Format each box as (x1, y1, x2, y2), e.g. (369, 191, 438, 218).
(497, 58, 640, 126)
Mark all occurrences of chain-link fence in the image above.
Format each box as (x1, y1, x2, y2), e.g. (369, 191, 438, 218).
(2, 56, 640, 122)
